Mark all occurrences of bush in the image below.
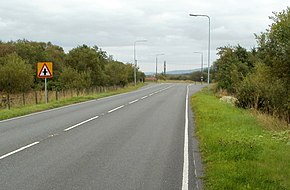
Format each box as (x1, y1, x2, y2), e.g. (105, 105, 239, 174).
(236, 63, 289, 121)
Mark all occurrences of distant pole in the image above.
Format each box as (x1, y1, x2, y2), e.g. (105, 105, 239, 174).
(155, 53, 164, 81)
(189, 14, 211, 84)
(155, 56, 157, 78)
(164, 60, 166, 76)
(134, 40, 147, 86)
(201, 53, 204, 83)
(193, 52, 204, 84)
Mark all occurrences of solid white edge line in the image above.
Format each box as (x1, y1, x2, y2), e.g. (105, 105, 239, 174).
(182, 85, 189, 190)
(108, 105, 125, 113)
(64, 115, 99, 132)
(0, 141, 40, 160)
(129, 99, 139, 104)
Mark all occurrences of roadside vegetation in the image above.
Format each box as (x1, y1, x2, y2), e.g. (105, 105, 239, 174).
(211, 7, 289, 123)
(0, 42, 145, 109)
(0, 83, 145, 121)
(154, 71, 208, 84)
(190, 7, 290, 189)
(191, 88, 290, 189)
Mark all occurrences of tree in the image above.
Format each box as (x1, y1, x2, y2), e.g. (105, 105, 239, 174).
(256, 8, 290, 75)
(0, 53, 34, 108)
(254, 7, 290, 121)
(213, 45, 252, 93)
(105, 61, 128, 86)
(138, 71, 146, 83)
(59, 66, 91, 93)
(217, 7, 290, 122)
(0, 42, 16, 57)
(0, 40, 66, 89)
(191, 71, 205, 82)
(66, 45, 107, 86)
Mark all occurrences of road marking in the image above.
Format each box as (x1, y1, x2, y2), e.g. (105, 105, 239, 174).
(0, 99, 97, 124)
(141, 95, 148, 99)
(194, 158, 199, 189)
(0, 141, 40, 160)
(108, 105, 125, 113)
(94, 84, 164, 101)
(48, 133, 59, 138)
(129, 99, 139, 104)
(149, 93, 154, 96)
(64, 115, 99, 131)
(182, 85, 189, 190)
(0, 84, 165, 124)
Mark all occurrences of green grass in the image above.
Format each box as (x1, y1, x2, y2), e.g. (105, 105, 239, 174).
(191, 89, 290, 190)
(0, 83, 146, 121)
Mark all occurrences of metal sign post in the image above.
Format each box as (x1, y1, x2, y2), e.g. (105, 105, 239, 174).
(45, 78, 47, 104)
(37, 62, 53, 104)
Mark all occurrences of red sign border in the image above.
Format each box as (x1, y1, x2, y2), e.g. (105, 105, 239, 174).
(37, 63, 53, 78)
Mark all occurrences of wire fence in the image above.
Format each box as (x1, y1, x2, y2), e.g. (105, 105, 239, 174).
(0, 86, 121, 110)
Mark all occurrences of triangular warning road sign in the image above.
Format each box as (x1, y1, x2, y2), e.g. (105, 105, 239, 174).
(38, 64, 52, 78)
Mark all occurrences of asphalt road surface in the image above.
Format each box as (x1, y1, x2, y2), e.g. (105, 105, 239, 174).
(0, 83, 204, 190)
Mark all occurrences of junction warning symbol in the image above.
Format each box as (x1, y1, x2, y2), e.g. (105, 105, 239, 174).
(37, 62, 53, 78)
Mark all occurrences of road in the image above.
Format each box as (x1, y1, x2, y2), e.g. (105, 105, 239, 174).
(0, 83, 204, 190)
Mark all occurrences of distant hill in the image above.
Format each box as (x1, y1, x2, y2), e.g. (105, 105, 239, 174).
(166, 69, 200, 75)
(145, 68, 203, 76)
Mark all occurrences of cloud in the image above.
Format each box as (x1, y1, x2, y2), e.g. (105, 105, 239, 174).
(0, 0, 288, 72)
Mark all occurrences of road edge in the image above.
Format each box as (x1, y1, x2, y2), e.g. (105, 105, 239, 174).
(188, 84, 205, 190)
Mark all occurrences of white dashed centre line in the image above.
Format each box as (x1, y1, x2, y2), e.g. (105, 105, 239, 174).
(108, 105, 125, 113)
(64, 115, 99, 132)
(0, 141, 40, 160)
(129, 99, 139, 104)
(141, 96, 148, 100)
(0, 85, 177, 162)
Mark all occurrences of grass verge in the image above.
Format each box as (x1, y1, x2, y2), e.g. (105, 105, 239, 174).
(0, 83, 146, 121)
(191, 89, 290, 190)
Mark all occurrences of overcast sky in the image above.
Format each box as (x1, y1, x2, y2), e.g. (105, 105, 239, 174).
(0, 0, 288, 72)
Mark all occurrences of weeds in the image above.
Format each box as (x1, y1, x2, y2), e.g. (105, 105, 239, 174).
(191, 88, 290, 190)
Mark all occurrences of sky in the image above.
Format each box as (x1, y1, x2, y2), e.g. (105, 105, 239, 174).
(0, 0, 288, 73)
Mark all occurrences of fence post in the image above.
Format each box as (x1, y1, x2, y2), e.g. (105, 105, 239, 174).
(22, 93, 26, 106)
(7, 93, 11, 109)
(56, 91, 58, 101)
(35, 91, 38, 104)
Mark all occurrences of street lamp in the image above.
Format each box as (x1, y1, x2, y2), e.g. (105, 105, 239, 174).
(134, 40, 147, 86)
(189, 14, 211, 84)
(155, 53, 164, 81)
(193, 52, 204, 84)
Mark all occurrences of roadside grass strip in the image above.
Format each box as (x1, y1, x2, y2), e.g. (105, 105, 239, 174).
(191, 89, 290, 190)
(0, 83, 146, 121)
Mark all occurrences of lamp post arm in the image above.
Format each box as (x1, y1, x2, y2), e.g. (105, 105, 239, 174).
(189, 14, 211, 84)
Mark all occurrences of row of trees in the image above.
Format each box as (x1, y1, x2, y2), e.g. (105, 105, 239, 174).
(212, 7, 289, 122)
(154, 70, 208, 82)
(0, 41, 145, 97)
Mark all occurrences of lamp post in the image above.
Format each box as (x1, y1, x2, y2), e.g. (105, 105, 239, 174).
(193, 52, 204, 84)
(155, 53, 164, 81)
(189, 14, 211, 84)
(134, 40, 147, 86)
